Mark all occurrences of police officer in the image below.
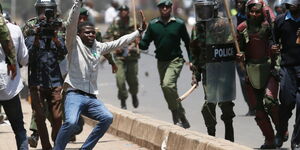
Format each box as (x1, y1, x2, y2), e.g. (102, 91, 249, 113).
(272, 0, 300, 149)
(139, 0, 191, 128)
(190, 0, 236, 142)
(23, 0, 67, 149)
(237, 0, 279, 148)
(235, 0, 255, 116)
(104, 5, 139, 109)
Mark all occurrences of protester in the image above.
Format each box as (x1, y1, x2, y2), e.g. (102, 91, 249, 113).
(53, 0, 146, 149)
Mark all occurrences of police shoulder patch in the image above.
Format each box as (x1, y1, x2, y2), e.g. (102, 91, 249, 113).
(175, 17, 184, 24)
(149, 18, 159, 24)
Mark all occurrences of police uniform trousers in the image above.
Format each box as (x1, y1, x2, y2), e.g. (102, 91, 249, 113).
(157, 57, 185, 114)
(279, 66, 300, 146)
(115, 56, 139, 101)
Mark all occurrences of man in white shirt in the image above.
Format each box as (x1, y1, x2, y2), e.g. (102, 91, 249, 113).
(0, 11, 29, 150)
(54, 0, 146, 149)
(105, 0, 119, 24)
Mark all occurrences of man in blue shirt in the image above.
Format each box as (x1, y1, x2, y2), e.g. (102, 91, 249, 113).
(24, 1, 67, 149)
(272, 0, 300, 149)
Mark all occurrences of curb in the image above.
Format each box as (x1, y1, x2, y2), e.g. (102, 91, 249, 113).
(83, 104, 253, 150)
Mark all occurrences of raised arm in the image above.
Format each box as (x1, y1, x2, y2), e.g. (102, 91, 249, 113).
(65, 0, 82, 52)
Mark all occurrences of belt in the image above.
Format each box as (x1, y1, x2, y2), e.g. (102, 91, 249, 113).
(67, 90, 96, 98)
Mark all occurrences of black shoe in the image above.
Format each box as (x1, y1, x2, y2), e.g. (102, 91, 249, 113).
(292, 143, 300, 150)
(121, 99, 127, 110)
(132, 95, 139, 108)
(275, 131, 289, 148)
(69, 135, 76, 143)
(171, 110, 190, 129)
(180, 115, 190, 129)
(28, 131, 39, 148)
(260, 143, 276, 149)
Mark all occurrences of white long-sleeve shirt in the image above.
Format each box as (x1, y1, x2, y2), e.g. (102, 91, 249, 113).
(0, 22, 28, 100)
(64, 0, 140, 95)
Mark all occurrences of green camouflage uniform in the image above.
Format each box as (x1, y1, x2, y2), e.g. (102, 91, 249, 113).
(104, 17, 139, 101)
(0, 14, 16, 65)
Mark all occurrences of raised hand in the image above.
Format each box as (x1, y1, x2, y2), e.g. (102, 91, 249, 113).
(138, 10, 147, 33)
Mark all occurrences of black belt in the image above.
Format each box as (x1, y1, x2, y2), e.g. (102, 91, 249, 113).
(67, 90, 96, 98)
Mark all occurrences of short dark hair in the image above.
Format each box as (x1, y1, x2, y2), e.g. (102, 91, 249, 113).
(78, 21, 95, 33)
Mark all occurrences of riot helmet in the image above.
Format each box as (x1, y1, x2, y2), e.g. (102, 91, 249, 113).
(118, 5, 129, 11)
(34, 0, 57, 16)
(194, 0, 216, 21)
(273, 0, 286, 15)
(2, 10, 11, 22)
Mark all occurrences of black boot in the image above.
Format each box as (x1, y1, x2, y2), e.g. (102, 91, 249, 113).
(132, 95, 139, 108)
(120, 99, 127, 109)
(179, 114, 190, 129)
(28, 130, 39, 148)
(224, 121, 234, 142)
(275, 131, 289, 148)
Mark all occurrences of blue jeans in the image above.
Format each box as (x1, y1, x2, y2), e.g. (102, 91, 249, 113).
(54, 91, 113, 150)
(0, 95, 28, 150)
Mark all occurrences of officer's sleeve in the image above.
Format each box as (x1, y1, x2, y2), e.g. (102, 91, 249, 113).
(181, 23, 191, 61)
(0, 15, 16, 65)
(139, 24, 153, 50)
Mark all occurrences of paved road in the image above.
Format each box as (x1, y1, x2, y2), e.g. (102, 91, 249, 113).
(0, 100, 147, 150)
(97, 24, 295, 150)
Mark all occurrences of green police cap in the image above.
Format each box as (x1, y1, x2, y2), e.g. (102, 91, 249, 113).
(80, 8, 89, 16)
(157, 0, 173, 7)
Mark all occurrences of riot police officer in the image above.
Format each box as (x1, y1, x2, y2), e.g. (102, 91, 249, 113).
(190, 0, 236, 142)
(23, 0, 67, 149)
(237, 0, 279, 148)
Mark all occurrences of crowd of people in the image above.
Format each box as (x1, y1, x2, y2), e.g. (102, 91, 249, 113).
(0, 0, 299, 149)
